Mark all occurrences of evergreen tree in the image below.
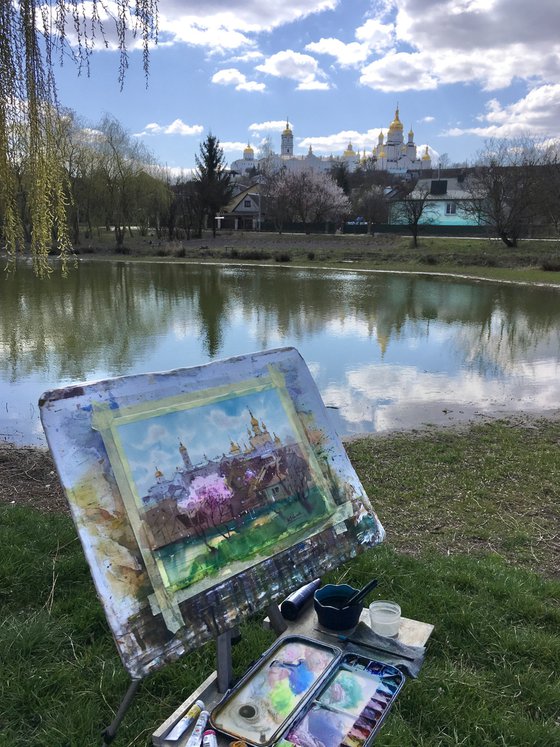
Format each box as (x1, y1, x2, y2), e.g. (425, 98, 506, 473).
(194, 135, 233, 238)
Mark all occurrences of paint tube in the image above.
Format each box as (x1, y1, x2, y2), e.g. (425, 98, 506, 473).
(184, 710, 210, 747)
(202, 729, 218, 747)
(166, 700, 206, 742)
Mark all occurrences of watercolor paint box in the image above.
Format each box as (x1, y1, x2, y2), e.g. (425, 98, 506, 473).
(210, 635, 404, 747)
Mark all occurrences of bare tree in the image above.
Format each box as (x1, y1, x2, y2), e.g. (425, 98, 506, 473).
(462, 138, 545, 247)
(95, 116, 154, 248)
(539, 144, 560, 239)
(390, 183, 437, 247)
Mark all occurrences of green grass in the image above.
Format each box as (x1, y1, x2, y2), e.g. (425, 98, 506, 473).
(35, 228, 560, 286)
(2, 419, 560, 745)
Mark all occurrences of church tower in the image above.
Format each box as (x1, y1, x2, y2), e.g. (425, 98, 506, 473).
(281, 120, 293, 157)
(178, 441, 192, 470)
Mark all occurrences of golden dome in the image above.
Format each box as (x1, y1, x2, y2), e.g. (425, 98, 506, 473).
(282, 119, 292, 136)
(422, 145, 431, 161)
(243, 143, 254, 158)
(379, 149, 386, 158)
(249, 410, 258, 427)
(230, 439, 240, 454)
(155, 467, 163, 478)
(408, 126, 414, 138)
(378, 131, 384, 142)
(389, 106, 403, 131)
(343, 141, 356, 157)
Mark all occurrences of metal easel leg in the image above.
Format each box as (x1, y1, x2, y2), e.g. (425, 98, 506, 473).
(101, 677, 142, 746)
(216, 629, 234, 694)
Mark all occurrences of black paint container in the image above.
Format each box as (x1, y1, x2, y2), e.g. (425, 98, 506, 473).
(313, 583, 362, 630)
(280, 578, 322, 621)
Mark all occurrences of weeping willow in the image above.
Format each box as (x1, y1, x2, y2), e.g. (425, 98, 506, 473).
(0, 0, 158, 276)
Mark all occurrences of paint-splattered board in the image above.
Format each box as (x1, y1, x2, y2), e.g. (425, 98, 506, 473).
(40, 347, 384, 678)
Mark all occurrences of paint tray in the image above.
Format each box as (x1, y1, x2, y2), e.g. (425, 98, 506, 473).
(210, 637, 405, 747)
(210, 636, 339, 746)
(277, 651, 405, 747)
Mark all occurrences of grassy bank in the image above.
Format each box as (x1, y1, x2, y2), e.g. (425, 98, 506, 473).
(1, 419, 560, 745)
(32, 230, 560, 286)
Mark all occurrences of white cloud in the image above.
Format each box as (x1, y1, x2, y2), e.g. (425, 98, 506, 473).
(444, 84, 560, 138)
(355, 0, 560, 94)
(220, 141, 251, 153)
(212, 68, 265, 91)
(155, 1, 339, 52)
(249, 120, 292, 133)
(226, 51, 265, 63)
(159, 1, 338, 32)
(256, 50, 330, 90)
(305, 18, 393, 67)
(298, 128, 384, 153)
(305, 38, 372, 67)
(360, 51, 438, 91)
(421, 116, 435, 123)
(135, 119, 204, 137)
(355, 18, 395, 52)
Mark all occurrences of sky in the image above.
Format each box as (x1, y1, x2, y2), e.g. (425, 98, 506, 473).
(117, 388, 296, 496)
(53, 0, 560, 175)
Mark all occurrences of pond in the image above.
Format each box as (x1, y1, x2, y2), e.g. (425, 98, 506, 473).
(2, 260, 559, 446)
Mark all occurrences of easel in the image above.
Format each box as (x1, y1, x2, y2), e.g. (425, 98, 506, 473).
(101, 604, 288, 745)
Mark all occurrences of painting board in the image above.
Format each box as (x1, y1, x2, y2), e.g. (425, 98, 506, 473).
(39, 347, 384, 679)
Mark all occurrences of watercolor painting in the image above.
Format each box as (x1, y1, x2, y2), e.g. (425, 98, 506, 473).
(39, 348, 385, 679)
(113, 386, 341, 596)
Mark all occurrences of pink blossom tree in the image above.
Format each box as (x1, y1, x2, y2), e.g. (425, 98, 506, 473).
(178, 474, 235, 541)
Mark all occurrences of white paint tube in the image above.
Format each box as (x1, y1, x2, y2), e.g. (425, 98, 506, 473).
(184, 710, 210, 747)
(165, 699, 206, 742)
(202, 729, 218, 747)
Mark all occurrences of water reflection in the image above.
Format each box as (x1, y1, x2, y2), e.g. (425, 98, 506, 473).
(1, 261, 559, 445)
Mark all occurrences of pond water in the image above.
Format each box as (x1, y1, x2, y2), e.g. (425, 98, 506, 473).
(2, 260, 559, 446)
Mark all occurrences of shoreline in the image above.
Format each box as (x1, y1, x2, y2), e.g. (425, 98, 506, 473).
(3, 410, 560, 517)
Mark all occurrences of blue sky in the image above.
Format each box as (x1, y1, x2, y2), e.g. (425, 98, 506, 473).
(117, 388, 296, 496)
(53, 0, 560, 175)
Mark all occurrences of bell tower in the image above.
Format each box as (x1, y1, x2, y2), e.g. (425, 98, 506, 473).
(281, 119, 293, 157)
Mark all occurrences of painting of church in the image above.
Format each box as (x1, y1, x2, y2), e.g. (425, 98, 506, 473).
(114, 389, 342, 594)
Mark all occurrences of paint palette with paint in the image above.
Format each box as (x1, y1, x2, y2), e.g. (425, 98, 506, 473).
(211, 639, 404, 747)
(210, 636, 339, 746)
(281, 653, 404, 747)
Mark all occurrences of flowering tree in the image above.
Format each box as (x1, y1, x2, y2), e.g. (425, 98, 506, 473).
(268, 169, 351, 231)
(178, 474, 235, 541)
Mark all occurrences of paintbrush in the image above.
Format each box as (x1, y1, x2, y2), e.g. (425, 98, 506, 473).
(313, 628, 417, 662)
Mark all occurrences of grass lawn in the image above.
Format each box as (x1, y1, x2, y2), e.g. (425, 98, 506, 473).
(35, 230, 560, 287)
(1, 419, 559, 746)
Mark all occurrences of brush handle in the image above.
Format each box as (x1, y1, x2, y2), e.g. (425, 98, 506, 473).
(345, 578, 379, 607)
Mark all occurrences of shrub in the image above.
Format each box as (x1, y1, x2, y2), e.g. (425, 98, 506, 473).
(419, 254, 438, 265)
(542, 258, 560, 272)
(275, 252, 292, 262)
(307, 251, 315, 260)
